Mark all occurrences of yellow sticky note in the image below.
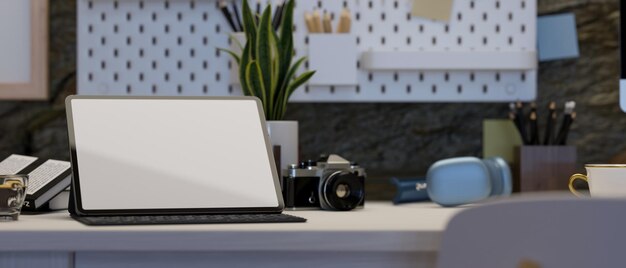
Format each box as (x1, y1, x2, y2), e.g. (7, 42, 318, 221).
(411, 0, 454, 22)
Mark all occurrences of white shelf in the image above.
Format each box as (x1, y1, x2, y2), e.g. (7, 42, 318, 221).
(361, 51, 537, 71)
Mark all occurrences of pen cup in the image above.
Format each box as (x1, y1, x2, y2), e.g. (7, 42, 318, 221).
(307, 34, 358, 86)
(512, 146, 577, 192)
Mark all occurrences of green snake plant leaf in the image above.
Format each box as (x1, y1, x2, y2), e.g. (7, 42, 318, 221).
(272, 57, 306, 118)
(278, 70, 315, 119)
(256, 7, 274, 114)
(217, 48, 241, 66)
(277, 0, 295, 86)
(241, 0, 257, 59)
(246, 61, 268, 115)
(238, 42, 253, 96)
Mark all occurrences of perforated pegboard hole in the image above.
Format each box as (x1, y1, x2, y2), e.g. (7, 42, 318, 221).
(203, 85, 208, 93)
(495, 72, 501, 82)
(152, 84, 157, 93)
(483, 85, 488, 93)
(406, 85, 411, 93)
(457, 85, 462, 94)
(380, 85, 386, 94)
(177, 85, 182, 93)
(126, 84, 132, 93)
(88, 24, 93, 33)
(432, 85, 437, 94)
(113, 72, 118, 81)
(521, 72, 526, 81)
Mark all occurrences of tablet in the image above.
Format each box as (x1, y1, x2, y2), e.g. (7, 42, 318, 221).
(65, 96, 284, 216)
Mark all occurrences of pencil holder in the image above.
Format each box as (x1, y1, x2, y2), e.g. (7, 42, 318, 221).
(307, 34, 358, 86)
(512, 146, 577, 192)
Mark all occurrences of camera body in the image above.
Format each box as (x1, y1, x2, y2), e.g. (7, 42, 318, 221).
(282, 155, 365, 211)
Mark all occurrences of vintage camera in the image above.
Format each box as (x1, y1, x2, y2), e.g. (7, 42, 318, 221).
(282, 154, 365, 211)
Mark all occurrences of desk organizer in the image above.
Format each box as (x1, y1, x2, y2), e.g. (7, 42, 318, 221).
(77, 0, 537, 102)
(513, 146, 577, 192)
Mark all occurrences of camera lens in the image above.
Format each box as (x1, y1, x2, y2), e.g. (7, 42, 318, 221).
(335, 183, 351, 198)
(321, 171, 364, 211)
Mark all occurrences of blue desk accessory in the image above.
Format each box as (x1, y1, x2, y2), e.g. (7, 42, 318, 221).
(392, 157, 512, 207)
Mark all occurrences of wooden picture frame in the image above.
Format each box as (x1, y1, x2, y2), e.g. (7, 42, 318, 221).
(0, 0, 48, 100)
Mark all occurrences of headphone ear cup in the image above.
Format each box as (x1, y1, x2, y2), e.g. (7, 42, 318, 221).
(426, 157, 492, 207)
(481, 157, 512, 197)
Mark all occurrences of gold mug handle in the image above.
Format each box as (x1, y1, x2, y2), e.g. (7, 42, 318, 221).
(569, 174, 589, 197)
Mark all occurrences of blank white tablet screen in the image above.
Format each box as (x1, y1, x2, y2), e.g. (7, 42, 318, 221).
(69, 98, 279, 210)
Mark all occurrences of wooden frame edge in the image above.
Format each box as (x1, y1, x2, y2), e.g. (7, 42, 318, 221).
(0, 0, 49, 100)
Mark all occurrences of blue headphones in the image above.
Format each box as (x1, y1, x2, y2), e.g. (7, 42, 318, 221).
(392, 157, 512, 207)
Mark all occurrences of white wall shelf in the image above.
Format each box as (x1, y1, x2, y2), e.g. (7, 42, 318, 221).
(361, 51, 537, 71)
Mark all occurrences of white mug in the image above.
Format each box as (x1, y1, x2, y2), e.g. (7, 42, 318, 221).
(569, 165, 626, 197)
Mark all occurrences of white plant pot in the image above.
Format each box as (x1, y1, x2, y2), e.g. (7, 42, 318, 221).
(266, 121, 298, 173)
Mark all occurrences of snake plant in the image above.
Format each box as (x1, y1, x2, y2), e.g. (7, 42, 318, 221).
(222, 0, 315, 120)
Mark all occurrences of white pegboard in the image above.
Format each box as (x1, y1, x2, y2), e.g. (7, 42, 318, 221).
(77, 0, 537, 102)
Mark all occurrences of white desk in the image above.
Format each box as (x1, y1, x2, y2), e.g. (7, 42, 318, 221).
(0, 202, 464, 268)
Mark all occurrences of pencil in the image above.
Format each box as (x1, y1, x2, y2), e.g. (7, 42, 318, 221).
(543, 101, 556, 145)
(272, 0, 284, 31)
(337, 8, 351, 33)
(232, 1, 243, 32)
(219, 0, 238, 32)
(515, 102, 529, 145)
(322, 11, 332, 33)
(312, 9, 323, 33)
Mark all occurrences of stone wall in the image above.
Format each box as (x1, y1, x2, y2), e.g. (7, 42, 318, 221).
(0, 0, 623, 200)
